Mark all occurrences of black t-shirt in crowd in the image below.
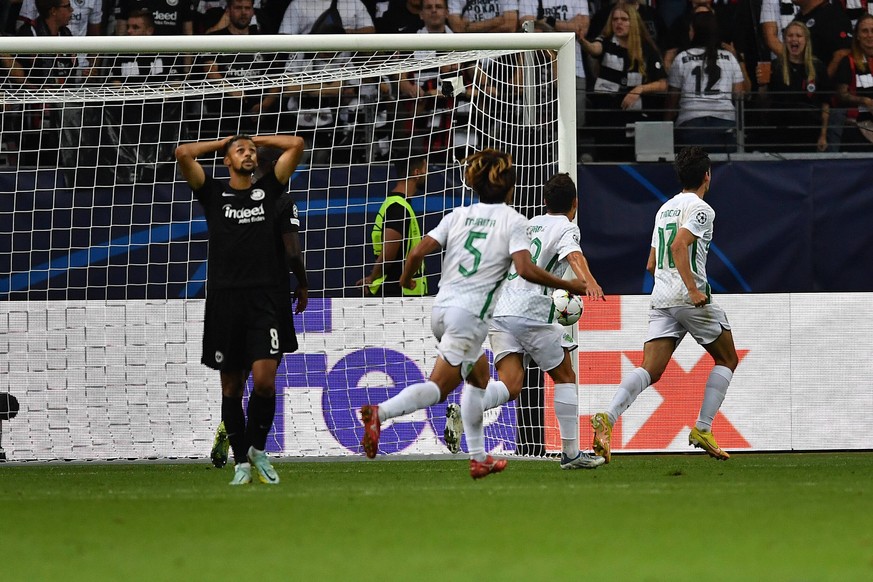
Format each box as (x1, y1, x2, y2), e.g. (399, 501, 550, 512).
(793, 3, 852, 69)
(118, 0, 194, 35)
(15, 19, 75, 87)
(194, 169, 286, 290)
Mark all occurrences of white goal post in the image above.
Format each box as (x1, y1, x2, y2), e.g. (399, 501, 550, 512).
(0, 32, 580, 461)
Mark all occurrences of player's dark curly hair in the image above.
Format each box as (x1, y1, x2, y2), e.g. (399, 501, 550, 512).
(463, 149, 516, 204)
(674, 146, 711, 190)
(223, 134, 255, 157)
(543, 173, 576, 214)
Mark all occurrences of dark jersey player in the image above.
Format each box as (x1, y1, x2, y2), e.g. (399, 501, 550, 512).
(175, 133, 305, 486)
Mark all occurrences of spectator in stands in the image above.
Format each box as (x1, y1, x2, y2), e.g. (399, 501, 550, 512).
(588, 0, 667, 53)
(666, 10, 746, 151)
(17, 0, 102, 180)
(115, 0, 194, 35)
(375, 0, 424, 32)
(356, 155, 429, 297)
(792, 0, 853, 151)
(581, 2, 667, 161)
(835, 13, 873, 149)
(276, 2, 374, 163)
(398, 0, 461, 160)
(253, 0, 288, 34)
(519, 0, 589, 157)
(756, 20, 830, 152)
(279, 57, 343, 164)
(279, 0, 375, 34)
(840, 0, 872, 30)
(106, 9, 183, 182)
(2, 0, 76, 166)
(760, 0, 799, 58)
(447, 0, 518, 33)
(195, 0, 228, 32)
(17, 0, 100, 34)
(202, 0, 279, 137)
(663, 0, 744, 70)
(7, 0, 74, 87)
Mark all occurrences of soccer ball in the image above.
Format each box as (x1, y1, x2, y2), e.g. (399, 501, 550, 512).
(552, 289, 584, 326)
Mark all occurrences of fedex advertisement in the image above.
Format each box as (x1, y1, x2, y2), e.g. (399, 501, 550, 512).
(2, 294, 872, 461)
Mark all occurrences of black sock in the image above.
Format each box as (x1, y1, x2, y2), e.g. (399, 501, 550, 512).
(222, 396, 248, 464)
(245, 392, 276, 452)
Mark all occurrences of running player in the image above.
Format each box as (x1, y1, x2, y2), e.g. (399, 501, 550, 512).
(358, 149, 588, 479)
(590, 146, 739, 463)
(444, 173, 606, 469)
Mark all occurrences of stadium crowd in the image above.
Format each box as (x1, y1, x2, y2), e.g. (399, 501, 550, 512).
(2, 0, 873, 169)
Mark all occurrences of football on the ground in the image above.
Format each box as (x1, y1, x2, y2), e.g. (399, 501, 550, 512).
(552, 289, 584, 326)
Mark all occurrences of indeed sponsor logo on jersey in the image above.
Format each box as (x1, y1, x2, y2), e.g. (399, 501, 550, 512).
(151, 10, 179, 23)
(223, 203, 266, 223)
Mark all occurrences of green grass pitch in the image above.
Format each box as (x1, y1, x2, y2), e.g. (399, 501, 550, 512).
(1, 452, 871, 581)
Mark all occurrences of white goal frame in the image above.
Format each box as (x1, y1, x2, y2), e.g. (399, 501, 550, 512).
(0, 32, 579, 462)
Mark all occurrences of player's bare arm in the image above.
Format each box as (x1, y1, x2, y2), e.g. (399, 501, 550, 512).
(512, 250, 587, 296)
(400, 236, 440, 289)
(357, 226, 402, 289)
(646, 246, 656, 276)
(282, 231, 308, 314)
(174, 137, 232, 190)
(567, 250, 604, 300)
(671, 228, 707, 307)
(252, 135, 305, 185)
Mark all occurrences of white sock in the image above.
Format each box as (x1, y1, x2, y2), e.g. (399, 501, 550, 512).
(696, 365, 732, 431)
(606, 367, 651, 425)
(461, 384, 487, 461)
(553, 383, 579, 458)
(378, 381, 441, 423)
(483, 379, 511, 410)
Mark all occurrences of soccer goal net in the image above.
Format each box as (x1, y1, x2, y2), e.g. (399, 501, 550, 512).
(0, 33, 578, 462)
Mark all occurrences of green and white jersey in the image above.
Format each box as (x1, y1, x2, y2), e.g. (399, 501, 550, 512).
(650, 191, 714, 308)
(494, 213, 581, 323)
(429, 202, 530, 321)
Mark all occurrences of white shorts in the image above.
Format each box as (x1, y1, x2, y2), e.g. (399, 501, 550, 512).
(645, 304, 731, 346)
(489, 315, 577, 372)
(431, 306, 489, 378)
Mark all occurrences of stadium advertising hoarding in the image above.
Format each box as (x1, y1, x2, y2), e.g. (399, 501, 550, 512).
(3, 294, 872, 461)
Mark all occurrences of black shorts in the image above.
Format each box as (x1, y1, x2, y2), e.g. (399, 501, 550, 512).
(201, 287, 297, 372)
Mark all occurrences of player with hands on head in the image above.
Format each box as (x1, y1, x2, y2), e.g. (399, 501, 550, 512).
(359, 149, 588, 479)
(175, 133, 305, 486)
(591, 146, 739, 464)
(445, 173, 606, 470)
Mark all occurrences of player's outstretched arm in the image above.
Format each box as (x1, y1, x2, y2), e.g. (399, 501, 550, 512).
(400, 236, 440, 290)
(567, 250, 604, 300)
(175, 137, 231, 190)
(252, 135, 305, 185)
(512, 250, 587, 296)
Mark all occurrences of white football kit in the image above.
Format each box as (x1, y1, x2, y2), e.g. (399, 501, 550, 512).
(647, 191, 730, 346)
(427, 202, 529, 370)
(490, 213, 581, 371)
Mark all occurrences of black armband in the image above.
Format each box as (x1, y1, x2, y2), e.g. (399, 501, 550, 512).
(546, 16, 556, 28)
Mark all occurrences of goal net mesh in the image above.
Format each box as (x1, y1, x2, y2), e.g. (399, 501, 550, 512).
(0, 37, 574, 461)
